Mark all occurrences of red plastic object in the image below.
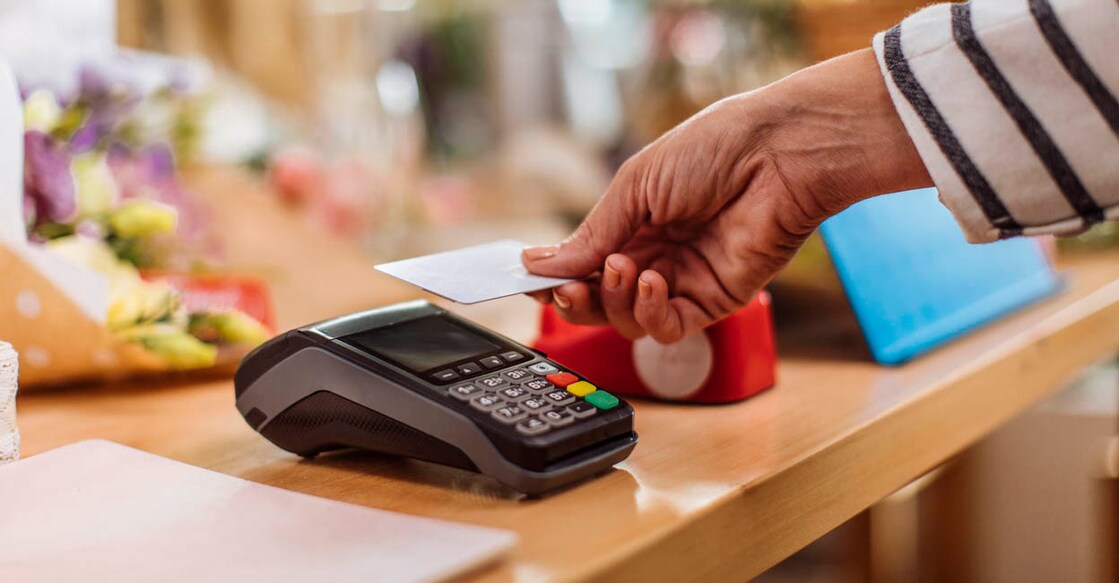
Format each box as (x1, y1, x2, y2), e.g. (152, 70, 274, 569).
(533, 292, 777, 404)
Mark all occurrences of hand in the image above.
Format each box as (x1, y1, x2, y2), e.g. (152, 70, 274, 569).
(522, 49, 932, 343)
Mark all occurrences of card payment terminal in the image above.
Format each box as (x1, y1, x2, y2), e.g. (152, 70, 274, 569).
(235, 300, 637, 494)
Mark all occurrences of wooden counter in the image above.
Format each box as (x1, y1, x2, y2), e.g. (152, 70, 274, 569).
(15, 172, 1119, 582)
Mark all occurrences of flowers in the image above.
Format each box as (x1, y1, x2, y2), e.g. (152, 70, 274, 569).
(17, 54, 270, 370)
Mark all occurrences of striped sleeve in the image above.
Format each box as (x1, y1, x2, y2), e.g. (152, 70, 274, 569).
(872, 0, 1119, 243)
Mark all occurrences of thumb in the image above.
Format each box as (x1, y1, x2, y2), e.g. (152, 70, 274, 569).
(523, 165, 645, 278)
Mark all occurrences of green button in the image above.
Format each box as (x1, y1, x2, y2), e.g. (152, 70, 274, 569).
(584, 390, 619, 410)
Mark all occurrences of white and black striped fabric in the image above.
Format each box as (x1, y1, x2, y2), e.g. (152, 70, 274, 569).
(873, 0, 1119, 243)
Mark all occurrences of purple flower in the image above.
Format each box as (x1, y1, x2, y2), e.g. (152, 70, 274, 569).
(23, 131, 76, 225)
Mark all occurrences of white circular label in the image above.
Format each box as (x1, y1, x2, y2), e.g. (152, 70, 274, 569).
(632, 333, 713, 400)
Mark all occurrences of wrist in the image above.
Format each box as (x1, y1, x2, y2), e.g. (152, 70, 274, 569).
(762, 48, 932, 218)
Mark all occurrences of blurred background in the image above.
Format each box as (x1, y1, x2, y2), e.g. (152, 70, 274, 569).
(110, 0, 925, 258)
(2, 1, 1116, 581)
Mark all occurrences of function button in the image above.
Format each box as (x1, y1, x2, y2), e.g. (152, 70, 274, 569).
(492, 405, 528, 424)
(545, 372, 579, 387)
(541, 408, 574, 427)
(585, 390, 620, 410)
(448, 383, 484, 401)
(501, 368, 535, 384)
(520, 396, 551, 412)
(566, 380, 596, 397)
(516, 417, 551, 435)
(470, 393, 506, 412)
(528, 362, 560, 375)
(474, 375, 509, 390)
(500, 351, 525, 362)
(480, 356, 505, 369)
(566, 401, 597, 419)
(543, 390, 575, 407)
(499, 385, 530, 401)
(432, 369, 459, 383)
(457, 362, 482, 376)
(522, 379, 555, 394)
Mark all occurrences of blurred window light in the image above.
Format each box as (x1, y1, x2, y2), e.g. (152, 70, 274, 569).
(561, 0, 650, 71)
(561, 54, 623, 147)
(377, 0, 417, 13)
(670, 11, 727, 67)
(376, 60, 420, 116)
(312, 0, 366, 15)
(558, 0, 613, 25)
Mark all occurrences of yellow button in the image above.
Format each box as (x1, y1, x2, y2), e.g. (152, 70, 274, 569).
(567, 381, 597, 397)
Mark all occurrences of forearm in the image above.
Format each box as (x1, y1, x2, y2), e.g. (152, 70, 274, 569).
(874, 0, 1119, 242)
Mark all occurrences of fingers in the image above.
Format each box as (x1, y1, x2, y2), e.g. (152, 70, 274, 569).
(527, 289, 553, 304)
(634, 270, 713, 343)
(537, 257, 714, 343)
(549, 281, 607, 326)
(600, 254, 645, 340)
(522, 161, 646, 279)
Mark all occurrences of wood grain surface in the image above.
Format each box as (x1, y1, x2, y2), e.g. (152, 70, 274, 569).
(15, 170, 1119, 582)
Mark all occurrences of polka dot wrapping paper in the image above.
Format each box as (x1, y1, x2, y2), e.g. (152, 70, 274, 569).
(0, 342, 19, 463)
(0, 244, 169, 388)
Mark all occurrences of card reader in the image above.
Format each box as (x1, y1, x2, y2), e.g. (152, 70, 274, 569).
(235, 300, 638, 494)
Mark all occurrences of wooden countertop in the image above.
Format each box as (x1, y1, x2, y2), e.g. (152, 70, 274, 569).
(15, 171, 1119, 582)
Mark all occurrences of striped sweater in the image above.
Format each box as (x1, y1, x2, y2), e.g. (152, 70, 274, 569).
(873, 0, 1119, 243)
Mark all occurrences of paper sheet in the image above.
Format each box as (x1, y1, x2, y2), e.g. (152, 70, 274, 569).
(0, 440, 517, 583)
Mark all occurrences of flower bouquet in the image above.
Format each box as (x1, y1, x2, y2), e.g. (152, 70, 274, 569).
(0, 53, 272, 388)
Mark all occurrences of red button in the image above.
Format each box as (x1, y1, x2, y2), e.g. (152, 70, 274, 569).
(546, 372, 578, 387)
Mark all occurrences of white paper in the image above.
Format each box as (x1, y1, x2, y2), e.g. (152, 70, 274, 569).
(376, 239, 574, 304)
(0, 440, 517, 583)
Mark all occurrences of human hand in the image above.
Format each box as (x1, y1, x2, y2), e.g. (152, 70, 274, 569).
(522, 49, 932, 343)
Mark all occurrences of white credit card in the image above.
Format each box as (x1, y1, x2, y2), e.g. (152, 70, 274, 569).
(375, 239, 574, 304)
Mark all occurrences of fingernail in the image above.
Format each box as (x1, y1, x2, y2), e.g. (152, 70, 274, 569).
(638, 277, 652, 300)
(553, 291, 572, 309)
(523, 245, 560, 261)
(604, 264, 621, 289)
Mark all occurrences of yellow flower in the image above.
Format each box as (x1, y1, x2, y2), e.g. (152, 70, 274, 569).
(46, 236, 181, 330)
(71, 153, 120, 217)
(119, 324, 217, 369)
(109, 200, 178, 239)
(23, 90, 61, 133)
(189, 311, 271, 346)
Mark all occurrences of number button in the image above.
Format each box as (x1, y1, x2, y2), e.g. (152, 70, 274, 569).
(501, 368, 534, 384)
(492, 405, 528, 424)
(543, 390, 575, 407)
(447, 383, 483, 401)
(522, 379, 555, 395)
(541, 408, 574, 427)
(474, 375, 508, 390)
(520, 396, 551, 412)
(470, 394, 505, 412)
(566, 400, 596, 418)
(499, 385, 530, 401)
(516, 417, 551, 435)
(528, 362, 560, 375)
